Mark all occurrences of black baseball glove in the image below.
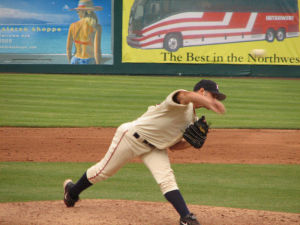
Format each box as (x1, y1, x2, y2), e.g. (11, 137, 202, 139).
(183, 116, 209, 149)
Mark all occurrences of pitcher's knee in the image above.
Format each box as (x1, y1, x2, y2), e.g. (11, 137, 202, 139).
(86, 166, 111, 184)
(159, 176, 179, 195)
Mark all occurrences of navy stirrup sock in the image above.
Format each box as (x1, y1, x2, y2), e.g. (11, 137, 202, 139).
(70, 172, 92, 198)
(164, 189, 190, 218)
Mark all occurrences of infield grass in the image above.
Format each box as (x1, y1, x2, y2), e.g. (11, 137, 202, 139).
(1, 74, 300, 128)
(0, 162, 300, 213)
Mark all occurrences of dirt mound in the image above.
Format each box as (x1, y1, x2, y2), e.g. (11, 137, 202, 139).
(1, 199, 299, 225)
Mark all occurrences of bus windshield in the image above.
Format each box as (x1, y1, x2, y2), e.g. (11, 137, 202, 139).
(130, 0, 146, 22)
(129, 0, 162, 31)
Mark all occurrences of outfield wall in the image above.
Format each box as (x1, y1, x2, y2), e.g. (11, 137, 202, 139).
(0, 0, 299, 78)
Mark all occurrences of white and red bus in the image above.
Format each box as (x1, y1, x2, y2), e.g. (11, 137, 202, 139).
(127, 0, 299, 52)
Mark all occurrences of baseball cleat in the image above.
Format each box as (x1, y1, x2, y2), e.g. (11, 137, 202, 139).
(179, 213, 201, 225)
(63, 179, 79, 207)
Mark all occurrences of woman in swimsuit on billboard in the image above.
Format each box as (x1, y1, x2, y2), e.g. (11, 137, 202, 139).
(67, 0, 102, 64)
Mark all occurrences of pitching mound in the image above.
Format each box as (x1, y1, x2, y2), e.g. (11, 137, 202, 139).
(1, 199, 300, 225)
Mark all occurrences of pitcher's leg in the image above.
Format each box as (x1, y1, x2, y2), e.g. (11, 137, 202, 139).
(64, 126, 136, 207)
(141, 149, 190, 218)
(87, 130, 135, 183)
(142, 149, 178, 194)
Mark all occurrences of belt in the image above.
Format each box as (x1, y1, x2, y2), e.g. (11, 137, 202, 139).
(133, 132, 155, 148)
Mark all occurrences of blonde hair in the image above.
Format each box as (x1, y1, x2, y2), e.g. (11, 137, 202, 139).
(81, 11, 99, 26)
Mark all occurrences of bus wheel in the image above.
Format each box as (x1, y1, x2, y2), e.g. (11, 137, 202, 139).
(163, 33, 182, 52)
(276, 28, 286, 41)
(265, 29, 275, 42)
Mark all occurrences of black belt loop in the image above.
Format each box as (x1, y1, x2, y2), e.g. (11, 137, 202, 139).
(133, 132, 155, 148)
(133, 132, 140, 139)
(143, 139, 155, 148)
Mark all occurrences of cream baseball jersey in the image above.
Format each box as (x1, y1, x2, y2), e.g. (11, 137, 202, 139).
(132, 89, 197, 149)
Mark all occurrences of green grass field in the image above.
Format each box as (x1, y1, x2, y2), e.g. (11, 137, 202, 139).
(0, 74, 300, 214)
(0, 162, 299, 213)
(1, 74, 300, 128)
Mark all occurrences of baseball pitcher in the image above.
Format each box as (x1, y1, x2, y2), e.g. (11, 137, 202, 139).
(63, 79, 226, 225)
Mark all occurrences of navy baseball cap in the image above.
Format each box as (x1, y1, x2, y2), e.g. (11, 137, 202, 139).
(193, 79, 226, 101)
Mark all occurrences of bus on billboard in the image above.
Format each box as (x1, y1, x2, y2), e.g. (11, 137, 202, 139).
(127, 0, 299, 52)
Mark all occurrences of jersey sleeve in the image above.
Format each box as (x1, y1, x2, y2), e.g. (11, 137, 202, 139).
(165, 89, 188, 108)
(166, 89, 198, 122)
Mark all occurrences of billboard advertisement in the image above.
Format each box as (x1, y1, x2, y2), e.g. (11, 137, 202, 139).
(0, 0, 113, 64)
(122, 0, 300, 65)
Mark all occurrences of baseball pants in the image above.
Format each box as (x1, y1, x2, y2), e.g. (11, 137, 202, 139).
(86, 122, 179, 194)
